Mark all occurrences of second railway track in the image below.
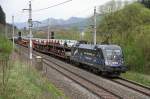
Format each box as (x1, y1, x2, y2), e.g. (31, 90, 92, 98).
(112, 78, 150, 97)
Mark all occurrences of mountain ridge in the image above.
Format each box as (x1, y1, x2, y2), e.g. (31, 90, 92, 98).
(15, 17, 88, 29)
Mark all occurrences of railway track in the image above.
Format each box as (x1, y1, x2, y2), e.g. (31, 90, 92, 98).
(17, 45, 120, 98)
(112, 78, 150, 97)
(18, 45, 150, 99)
(32, 50, 121, 99)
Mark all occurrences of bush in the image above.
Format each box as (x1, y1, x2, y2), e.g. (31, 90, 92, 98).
(0, 34, 13, 58)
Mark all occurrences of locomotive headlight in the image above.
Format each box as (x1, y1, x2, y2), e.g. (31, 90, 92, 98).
(105, 61, 108, 65)
(105, 60, 111, 66)
(105, 60, 119, 66)
(112, 62, 118, 64)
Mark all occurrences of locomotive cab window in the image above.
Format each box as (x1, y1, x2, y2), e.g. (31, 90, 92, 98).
(104, 49, 123, 61)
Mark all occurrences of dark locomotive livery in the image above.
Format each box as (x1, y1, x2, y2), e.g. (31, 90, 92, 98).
(15, 37, 127, 76)
(71, 44, 126, 76)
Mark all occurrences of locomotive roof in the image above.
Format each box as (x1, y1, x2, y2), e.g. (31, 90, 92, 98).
(74, 44, 121, 50)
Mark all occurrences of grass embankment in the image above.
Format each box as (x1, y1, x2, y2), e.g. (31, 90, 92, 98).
(0, 55, 67, 99)
(0, 33, 67, 99)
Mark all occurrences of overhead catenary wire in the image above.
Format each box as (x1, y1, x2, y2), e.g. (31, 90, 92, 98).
(15, 0, 104, 23)
(14, 0, 105, 33)
(33, 0, 72, 12)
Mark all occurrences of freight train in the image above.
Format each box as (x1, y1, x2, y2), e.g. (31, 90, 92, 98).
(15, 36, 127, 77)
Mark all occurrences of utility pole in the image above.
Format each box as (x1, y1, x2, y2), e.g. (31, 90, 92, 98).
(12, 16, 15, 49)
(94, 6, 97, 45)
(29, 1, 33, 59)
(48, 18, 50, 42)
(23, 1, 33, 59)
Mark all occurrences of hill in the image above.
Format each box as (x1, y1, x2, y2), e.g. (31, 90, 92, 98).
(15, 17, 89, 31)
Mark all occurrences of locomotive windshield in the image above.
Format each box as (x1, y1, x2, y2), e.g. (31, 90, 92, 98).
(103, 49, 123, 66)
(105, 49, 122, 60)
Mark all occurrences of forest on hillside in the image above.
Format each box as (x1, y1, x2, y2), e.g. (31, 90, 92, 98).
(96, 0, 150, 74)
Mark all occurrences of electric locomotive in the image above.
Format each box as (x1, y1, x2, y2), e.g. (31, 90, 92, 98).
(70, 43, 127, 76)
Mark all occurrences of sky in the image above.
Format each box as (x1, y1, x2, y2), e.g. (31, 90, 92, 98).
(1, 0, 114, 23)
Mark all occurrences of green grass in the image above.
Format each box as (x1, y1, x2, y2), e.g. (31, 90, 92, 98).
(0, 60, 67, 99)
(121, 71, 150, 87)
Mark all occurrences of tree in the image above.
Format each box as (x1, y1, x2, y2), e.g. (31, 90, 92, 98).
(98, 2, 150, 39)
(0, 6, 6, 24)
(139, 0, 150, 8)
(98, 0, 125, 42)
